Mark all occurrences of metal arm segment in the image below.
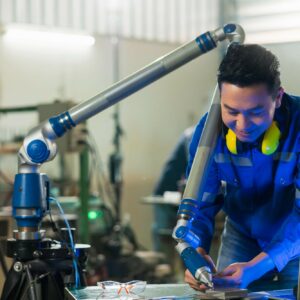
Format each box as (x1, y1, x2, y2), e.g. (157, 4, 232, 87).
(173, 27, 244, 287)
(12, 24, 244, 276)
(67, 24, 244, 125)
(17, 23, 244, 172)
(173, 85, 221, 288)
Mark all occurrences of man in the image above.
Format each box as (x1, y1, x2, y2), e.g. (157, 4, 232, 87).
(185, 44, 300, 291)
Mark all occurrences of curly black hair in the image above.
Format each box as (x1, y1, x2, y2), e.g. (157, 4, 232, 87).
(217, 44, 281, 98)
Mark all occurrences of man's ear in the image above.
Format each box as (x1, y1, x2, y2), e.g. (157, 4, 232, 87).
(275, 87, 284, 108)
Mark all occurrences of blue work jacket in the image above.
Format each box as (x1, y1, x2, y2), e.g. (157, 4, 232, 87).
(188, 93, 300, 271)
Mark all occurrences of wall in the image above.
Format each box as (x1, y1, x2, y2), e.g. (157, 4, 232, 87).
(0, 34, 219, 249)
(118, 39, 219, 248)
(1, 35, 300, 251)
(268, 43, 300, 95)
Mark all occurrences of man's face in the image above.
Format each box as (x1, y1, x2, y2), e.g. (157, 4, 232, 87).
(220, 83, 283, 143)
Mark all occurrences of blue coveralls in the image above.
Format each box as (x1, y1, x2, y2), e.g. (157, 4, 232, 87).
(188, 93, 300, 290)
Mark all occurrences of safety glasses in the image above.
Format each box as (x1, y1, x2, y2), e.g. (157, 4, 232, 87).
(96, 280, 146, 299)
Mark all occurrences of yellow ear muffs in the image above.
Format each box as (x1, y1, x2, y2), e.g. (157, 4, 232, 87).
(226, 128, 238, 155)
(261, 121, 281, 155)
(225, 121, 281, 155)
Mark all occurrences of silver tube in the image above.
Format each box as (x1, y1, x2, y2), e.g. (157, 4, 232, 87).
(67, 24, 243, 125)
(180, 24, 245, 202)
(17, 24, 244, 167)
(69, 37, 212, 124)
(183, 85, 221, 200)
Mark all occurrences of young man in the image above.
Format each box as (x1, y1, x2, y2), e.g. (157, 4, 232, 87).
(185, 44, 300, 291)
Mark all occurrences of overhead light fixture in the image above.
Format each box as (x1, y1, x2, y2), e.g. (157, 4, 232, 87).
(1, 24, 95, 49)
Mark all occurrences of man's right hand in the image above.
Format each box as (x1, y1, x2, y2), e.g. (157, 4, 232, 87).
(184, 247, 216, 291)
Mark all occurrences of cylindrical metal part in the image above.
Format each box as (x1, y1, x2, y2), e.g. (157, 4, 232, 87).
(183, 85, 221, 200)
(68, 32, 216, 125)
(60, 227, 76, 246)
(175, 226, 201, 248)
(176, 242, 212, 287)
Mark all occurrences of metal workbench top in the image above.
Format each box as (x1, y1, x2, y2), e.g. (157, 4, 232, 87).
(65, 283, 295, 300)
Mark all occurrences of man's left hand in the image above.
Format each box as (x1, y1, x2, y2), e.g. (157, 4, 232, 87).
(213, 262, 253, 288)
(212, 252, 276, 289)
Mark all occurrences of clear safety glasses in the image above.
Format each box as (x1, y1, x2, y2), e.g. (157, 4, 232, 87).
(96, 280, 146, 299)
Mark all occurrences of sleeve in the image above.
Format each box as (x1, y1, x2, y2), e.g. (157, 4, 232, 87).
(263, 154, 300, 271)
(187, 113, 224, 253)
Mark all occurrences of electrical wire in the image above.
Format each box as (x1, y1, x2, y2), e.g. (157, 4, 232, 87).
(20, 272, 50, 300)
(49, 197, 80, 288)
(85, 132, 117, 218)
(0, 170, 13, 185)
(0, 168, 14, 206)
(87, 135, 115, 205)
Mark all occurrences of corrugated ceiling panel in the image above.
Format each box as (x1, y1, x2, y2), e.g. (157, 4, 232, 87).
(0, 0, 219, 43)
(234, 0, 300, 44)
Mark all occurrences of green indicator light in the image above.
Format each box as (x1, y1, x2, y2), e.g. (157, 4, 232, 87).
(88, 211, 98, 220)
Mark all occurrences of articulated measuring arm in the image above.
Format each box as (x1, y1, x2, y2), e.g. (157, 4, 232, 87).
(13, 23, 245, 284)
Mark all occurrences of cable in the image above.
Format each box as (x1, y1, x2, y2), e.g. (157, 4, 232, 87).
(0, 169, 13, 185)
(20, 272, 50, 300)
(49, 197, 80, 288)
(25, 265, 37, 300)
(86, 132, 117, 214)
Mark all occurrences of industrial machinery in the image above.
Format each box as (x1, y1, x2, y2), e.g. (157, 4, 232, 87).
(1, 24, 245, 299)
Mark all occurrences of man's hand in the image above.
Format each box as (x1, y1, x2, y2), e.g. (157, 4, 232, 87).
(213, 252, 275, 289)
(184, 247, 216, 291)
(213, 262, 252, 288)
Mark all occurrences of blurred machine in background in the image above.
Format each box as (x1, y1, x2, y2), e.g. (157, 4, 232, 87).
(0, 100, 174, 294)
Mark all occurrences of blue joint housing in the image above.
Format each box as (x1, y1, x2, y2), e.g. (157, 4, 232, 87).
(13, 173, 49, 228)
(195, 32, 216, 53)
(177, 198, 201, 219)
(180, 246, 209, 277)
(175, 226, 201, 249)
(224, 23, 237, 34)
(49, 111, 76, 138)
(27, 139, 50, 163)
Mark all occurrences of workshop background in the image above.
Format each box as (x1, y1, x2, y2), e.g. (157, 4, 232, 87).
(0, 0, 300, 292)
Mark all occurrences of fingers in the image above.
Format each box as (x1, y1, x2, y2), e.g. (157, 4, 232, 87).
(213, 264, 242, 288)
(195, 248, 217, 274)
(215, 264, 237, 277)
(204, 255, 217, 273)
(213, 276, 239, 288)
(184, 269, 209, 291)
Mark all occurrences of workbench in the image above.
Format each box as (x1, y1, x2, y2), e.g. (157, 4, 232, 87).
(65, 283, 295, 299)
